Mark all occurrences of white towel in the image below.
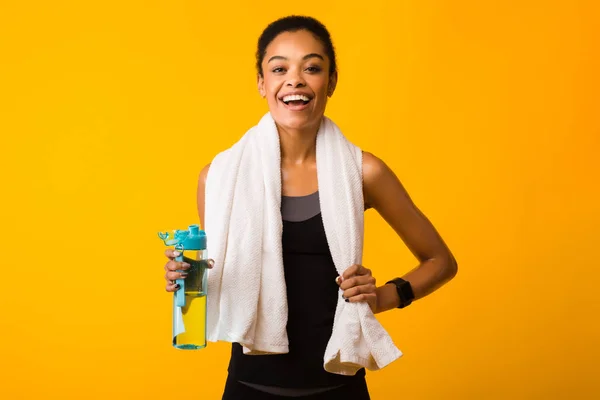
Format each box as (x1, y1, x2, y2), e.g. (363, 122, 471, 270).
(204, 112, 402, 375)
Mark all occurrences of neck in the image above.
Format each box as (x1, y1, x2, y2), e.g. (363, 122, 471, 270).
(277, 121, 320, 164)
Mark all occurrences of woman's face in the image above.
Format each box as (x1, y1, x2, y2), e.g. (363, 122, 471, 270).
(258, 29, 337, 133)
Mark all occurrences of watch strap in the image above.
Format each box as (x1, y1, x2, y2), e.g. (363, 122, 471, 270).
(386, 277, 415, 308)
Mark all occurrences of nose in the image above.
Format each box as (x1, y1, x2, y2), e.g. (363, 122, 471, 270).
(285, 68, 306, 88)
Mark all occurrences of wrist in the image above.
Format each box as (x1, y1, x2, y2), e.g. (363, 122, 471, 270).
(375, 283, 401, 314)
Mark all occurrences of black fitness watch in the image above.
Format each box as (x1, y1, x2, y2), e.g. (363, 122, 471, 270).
(386, 278, 415, 308)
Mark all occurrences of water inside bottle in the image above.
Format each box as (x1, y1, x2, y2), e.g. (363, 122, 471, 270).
(174, 291, 207, 349)
(173, 249, 208, 350)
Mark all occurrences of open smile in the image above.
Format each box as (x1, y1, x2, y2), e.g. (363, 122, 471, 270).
(279, 93, 313, 111)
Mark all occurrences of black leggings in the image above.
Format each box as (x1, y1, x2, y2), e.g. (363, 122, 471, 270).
(221, 375, 371, 400)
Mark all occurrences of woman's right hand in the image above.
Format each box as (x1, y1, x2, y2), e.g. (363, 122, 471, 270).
(163, 249, 214, 292)
(163, 249, 191, 292)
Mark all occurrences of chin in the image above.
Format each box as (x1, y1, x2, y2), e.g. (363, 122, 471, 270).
(272, 112, 322, 132)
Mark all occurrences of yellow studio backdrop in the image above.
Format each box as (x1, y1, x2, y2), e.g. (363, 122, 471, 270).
(1, 1, 598, 399)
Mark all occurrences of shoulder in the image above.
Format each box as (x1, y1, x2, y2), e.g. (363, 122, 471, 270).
(362, 151, 390, 182)
(362, 150, 398, 194)
(361, 151, 406, 210)
(197, 162, 212, 200)
(199, 162, 211, 185)
(196, 162, 212, 225)
(198, 143, 235, 186)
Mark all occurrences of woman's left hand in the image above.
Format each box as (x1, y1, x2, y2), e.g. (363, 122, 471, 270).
(336, 264, 378, 313)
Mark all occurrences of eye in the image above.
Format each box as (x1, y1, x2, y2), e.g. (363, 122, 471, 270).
(306, 66, 322, 73)
(272, 67, 285, 73)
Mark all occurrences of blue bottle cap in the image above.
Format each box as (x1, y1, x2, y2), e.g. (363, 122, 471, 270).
(158, 224, 206, 251)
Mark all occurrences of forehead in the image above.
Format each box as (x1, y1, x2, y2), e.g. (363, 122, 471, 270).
(264, 30, 327, 60)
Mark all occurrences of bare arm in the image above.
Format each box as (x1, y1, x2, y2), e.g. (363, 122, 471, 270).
(362, 151, 458, 313)
(196, 163, 211, 228)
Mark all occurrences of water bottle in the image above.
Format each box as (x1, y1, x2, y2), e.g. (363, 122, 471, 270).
(158, 224, 208, 350)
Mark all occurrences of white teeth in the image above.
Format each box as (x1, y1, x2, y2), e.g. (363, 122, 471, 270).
(282, 94, 310, 102)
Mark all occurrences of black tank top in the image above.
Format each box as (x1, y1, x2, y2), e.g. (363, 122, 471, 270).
(226, 191, 366, 388)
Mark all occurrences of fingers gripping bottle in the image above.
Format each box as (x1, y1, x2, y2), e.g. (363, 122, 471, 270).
(158, 224, 208, 350)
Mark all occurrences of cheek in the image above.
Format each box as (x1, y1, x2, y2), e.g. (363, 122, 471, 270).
(264, 79, 281, 96)
(269, 93, 283, 108)
(311, 79, 330, 97)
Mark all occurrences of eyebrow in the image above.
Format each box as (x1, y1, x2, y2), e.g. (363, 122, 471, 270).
(267, 53, 324, 63)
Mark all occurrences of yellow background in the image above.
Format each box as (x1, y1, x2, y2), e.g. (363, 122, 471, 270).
(1, 1, 599, 399)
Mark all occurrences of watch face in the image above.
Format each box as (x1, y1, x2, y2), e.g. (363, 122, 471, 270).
(397, 280, 414, 307)
(387, 278, 414, 308)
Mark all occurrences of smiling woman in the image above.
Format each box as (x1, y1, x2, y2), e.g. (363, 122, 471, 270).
(162, 14, 458, 400)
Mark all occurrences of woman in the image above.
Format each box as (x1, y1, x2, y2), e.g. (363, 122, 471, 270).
(163, 15, 458, 400)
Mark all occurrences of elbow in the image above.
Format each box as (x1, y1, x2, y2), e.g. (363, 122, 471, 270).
(437, 253, 458, 283)
(446, 254, 458, 280)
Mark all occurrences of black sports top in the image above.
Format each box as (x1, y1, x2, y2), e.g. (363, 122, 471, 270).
(226, 191, 366, 393)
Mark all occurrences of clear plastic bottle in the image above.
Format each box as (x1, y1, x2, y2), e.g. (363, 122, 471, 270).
(158, 225, 208, 350)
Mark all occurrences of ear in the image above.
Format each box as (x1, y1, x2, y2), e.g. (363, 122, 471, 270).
(327, 70, 338, 97)
(257, 74, 266, 98)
